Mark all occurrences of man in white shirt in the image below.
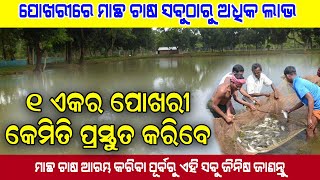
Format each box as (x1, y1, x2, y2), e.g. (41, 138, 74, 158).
(244, 63, 278, 103)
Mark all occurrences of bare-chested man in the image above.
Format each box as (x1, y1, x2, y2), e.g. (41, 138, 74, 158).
(210, 73, 256, 124)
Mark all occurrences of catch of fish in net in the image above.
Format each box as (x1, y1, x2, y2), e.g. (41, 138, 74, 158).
(237, 116, 303, 154)
(209, 75, 320, 154)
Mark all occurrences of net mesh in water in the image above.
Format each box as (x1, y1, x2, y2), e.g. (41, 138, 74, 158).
(211, 75, 320, 154)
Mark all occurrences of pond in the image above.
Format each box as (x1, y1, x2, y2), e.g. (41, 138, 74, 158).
(0, 53, 319, 154)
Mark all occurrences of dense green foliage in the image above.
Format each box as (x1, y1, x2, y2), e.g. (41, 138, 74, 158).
(1, 28, 320, 71)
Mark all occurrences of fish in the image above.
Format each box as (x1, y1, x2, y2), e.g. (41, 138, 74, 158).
(255, 135, 264, 141)
(239, 116, 289, 152)
(255, 147, 264, 151)
(272, 139, 277, 145)
(258, 124, 268, 128)
(237, 137, 242, 143)
(250, 141, 259, 147)
(246, 144, 258, 153)
(264, 134, 272, 138)
(253, 131, 260, 134)
(244, 136, 254, 141)
(281, 110, 288, 119)
(273, 131, 280, 135)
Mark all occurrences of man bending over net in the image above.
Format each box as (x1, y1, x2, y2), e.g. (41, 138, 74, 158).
(210, 73, 256, 124)
(219, 64, 258, 106)
(284, 66, 320, 139)
(216, 64, 259, 116)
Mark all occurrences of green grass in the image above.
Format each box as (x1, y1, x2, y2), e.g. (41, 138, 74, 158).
(0, 65, 33, 76)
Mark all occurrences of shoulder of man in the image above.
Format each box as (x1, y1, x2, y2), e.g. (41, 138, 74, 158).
(246, 74, 254, 82)
(223, 72, 232, 77)
(293, 77, 306, 88)
(216, 84, 228, 94)
(260, 72, 269, 79)
(296, 77, 306, 83)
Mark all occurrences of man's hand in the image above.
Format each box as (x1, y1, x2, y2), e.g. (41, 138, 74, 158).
(248, 104, 256, 111)
(274, 92, 279, 99)
(264, 93, 270, 97)
(253, 98, 261, 106)
(285, 108, 291, 114)
(308, 119, 313, 129)
(308, 118, 313, 129)
(285, 102, 304, 114)
(224, 115, 234, 124)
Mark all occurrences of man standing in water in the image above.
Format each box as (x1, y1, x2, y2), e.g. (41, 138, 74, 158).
(284, 66, 320, 139)
(210, 73, 256, 124)
(244, 63, 279, 103)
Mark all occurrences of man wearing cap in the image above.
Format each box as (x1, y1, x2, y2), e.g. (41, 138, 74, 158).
(210, 73, 256, 124)
(284, 66, 320, 139)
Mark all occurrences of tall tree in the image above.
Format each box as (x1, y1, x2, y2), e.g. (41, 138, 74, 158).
(21, 28, 69, 72)
(268, 29, 289, 49)
(0, 29, 20, 60)
(199, 29, 226, 52)
(313, 28, 320, 47)
(239, 29, 269, 50)
(287, 29, 313, 49)
(222, 29, 240, 50)
(131, 28, 155, 51)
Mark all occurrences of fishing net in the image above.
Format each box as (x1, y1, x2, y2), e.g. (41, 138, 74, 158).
(209, 75, 320, 154)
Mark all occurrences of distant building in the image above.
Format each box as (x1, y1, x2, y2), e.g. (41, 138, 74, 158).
(157, 47, 179, 54)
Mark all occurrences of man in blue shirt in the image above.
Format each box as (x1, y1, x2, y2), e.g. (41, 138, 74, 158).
(284, 66, 320, 139)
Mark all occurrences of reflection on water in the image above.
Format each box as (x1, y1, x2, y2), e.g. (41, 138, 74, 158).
(159, 59, 178, 69)
(0, 88, 28, 105)
(0, 54, 320, 154)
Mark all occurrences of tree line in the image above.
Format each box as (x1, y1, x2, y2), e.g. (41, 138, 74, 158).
(1, 28, 320, 71)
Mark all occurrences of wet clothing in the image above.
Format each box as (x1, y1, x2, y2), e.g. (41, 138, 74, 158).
(293, 77, 320, 110)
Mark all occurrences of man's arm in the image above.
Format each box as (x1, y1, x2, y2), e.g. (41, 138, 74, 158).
(305, 93, 314, 129)
(271, 84, 279, 99)
(247, 84, 278, 98)
(233, 91, 256, 110)
(289, 81, 310, 114)
(239, 88, 259, 103)
(288, 102, 304, 113)
(242, 76, 260, 102)
(248, 92, 270, 97)
(211, 89, 232, 123)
